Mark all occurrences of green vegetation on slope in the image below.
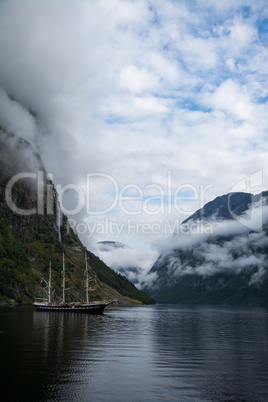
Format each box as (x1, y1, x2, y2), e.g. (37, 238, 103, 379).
(0, 199, 154, 304)
(151, 271, 268, 306)
(89, 252, 155, 304)
(0, 128, 154, 304)
(0, 211, 35, 302)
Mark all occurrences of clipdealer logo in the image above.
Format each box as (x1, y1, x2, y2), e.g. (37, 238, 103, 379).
(5, 171, 213, 218)
(5, 170, 265, 236)
(67, 217, 214, 239)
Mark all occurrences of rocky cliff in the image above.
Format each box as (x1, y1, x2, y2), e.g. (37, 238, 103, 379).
(0, 127, 154, 305)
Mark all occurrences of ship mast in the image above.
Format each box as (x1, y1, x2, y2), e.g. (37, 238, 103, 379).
(62, 253, 65, 303)
(62, 253, 69, 303)
(85, 253, 89, 303)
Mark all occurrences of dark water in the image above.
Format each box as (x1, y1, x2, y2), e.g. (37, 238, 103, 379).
(0, 304, 268, 401)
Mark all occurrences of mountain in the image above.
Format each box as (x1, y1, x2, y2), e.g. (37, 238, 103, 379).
(98, 241, 128, 252)
(97, 241, 143, 284)
(183, 191, 267, 224)
(0, 126, 154, 305)
(142, 191, 268, 306)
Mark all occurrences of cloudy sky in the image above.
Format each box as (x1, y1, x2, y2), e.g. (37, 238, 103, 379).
(0, 0, 267, 275)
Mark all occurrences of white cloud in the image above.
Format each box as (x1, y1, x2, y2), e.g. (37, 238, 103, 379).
(0, 89, 39, 147)
(0, 0, 267, 280)
(200, 79, 256, 121)
(119, 65, 160, 93)
(145, 198, 268, 288)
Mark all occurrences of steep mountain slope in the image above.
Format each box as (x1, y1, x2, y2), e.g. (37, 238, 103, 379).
(97, 240, 143, 284)
(143, 191, 268, 306)
(0, 127, 154, 304)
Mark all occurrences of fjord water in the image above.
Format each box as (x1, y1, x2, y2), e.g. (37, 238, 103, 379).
(1, 305, 268, 401)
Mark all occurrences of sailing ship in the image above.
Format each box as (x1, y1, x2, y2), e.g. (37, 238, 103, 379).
(34, 253, 114, 314)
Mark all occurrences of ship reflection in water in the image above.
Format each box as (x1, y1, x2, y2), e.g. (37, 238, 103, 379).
(0, 304, 268, 401)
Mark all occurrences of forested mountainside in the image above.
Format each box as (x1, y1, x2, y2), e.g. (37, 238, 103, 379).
(143, 191, 268, 306)
(97, 241, 143, 285)
(0, 127, 154, 305)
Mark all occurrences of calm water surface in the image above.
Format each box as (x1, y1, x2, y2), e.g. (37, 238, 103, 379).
(0, 304, 268, 401)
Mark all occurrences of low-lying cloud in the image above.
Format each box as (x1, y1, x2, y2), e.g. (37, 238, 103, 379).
(147, 202, 268, 288)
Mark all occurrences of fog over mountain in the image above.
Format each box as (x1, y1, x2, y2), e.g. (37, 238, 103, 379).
(96, 241, 145, 285)
(142, 191, 268, 304)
